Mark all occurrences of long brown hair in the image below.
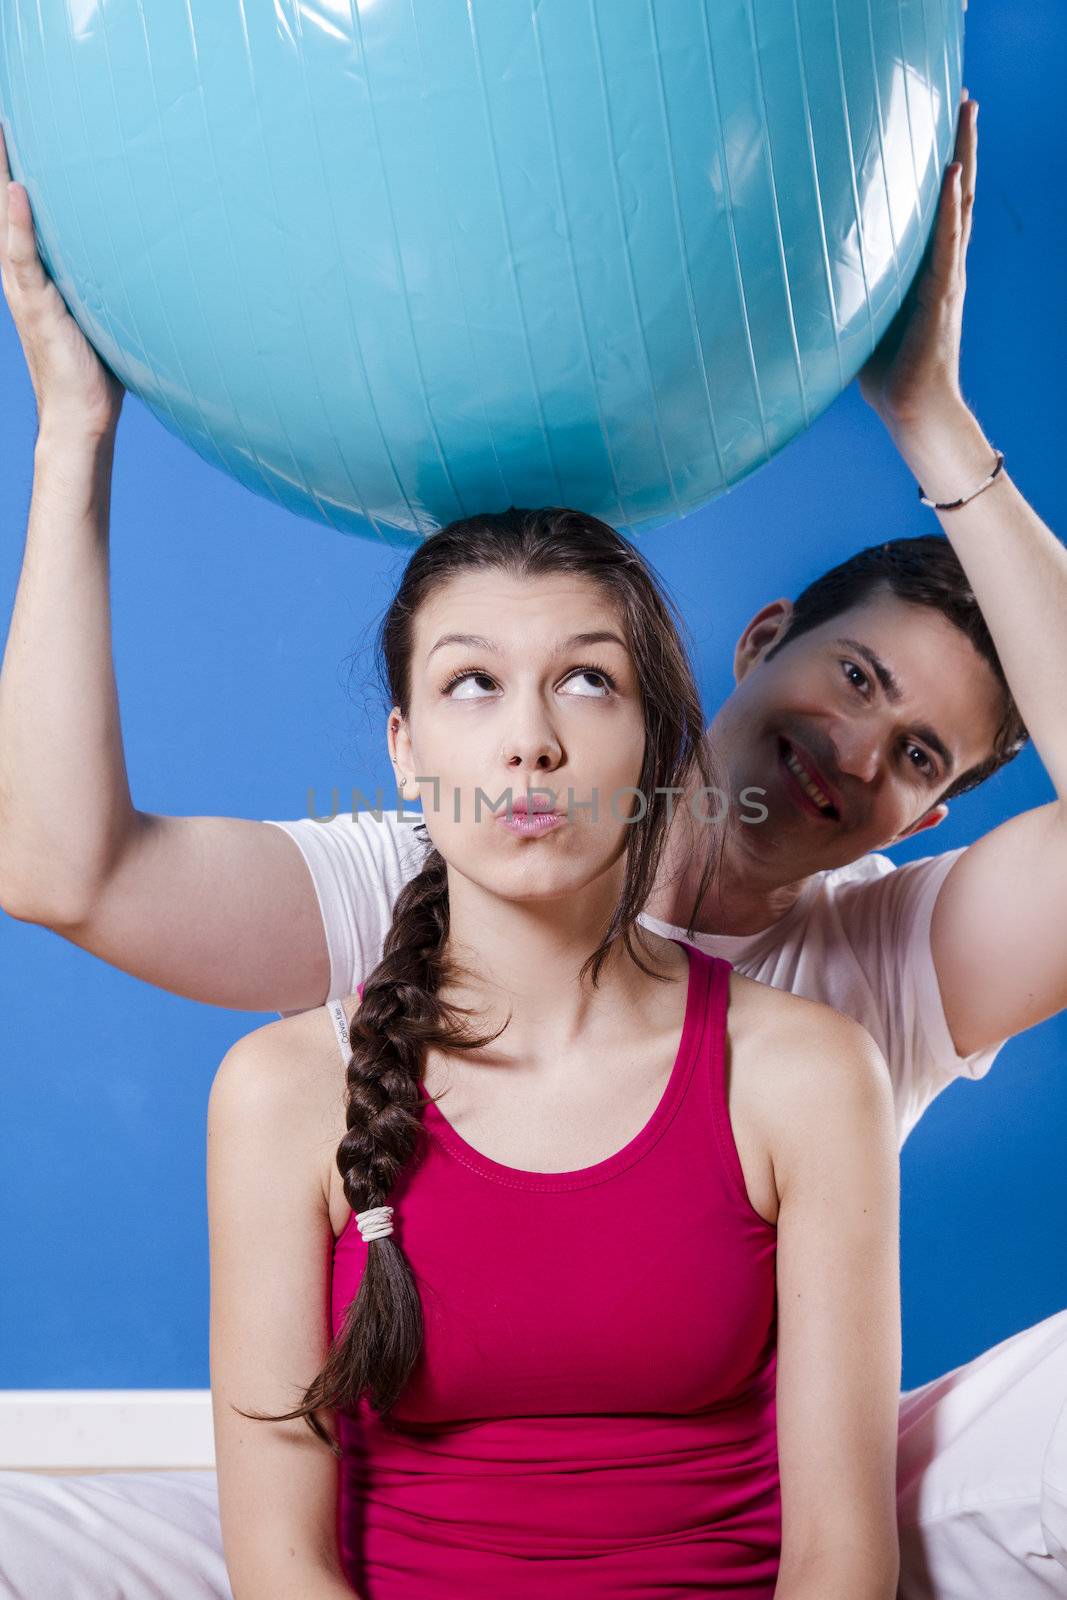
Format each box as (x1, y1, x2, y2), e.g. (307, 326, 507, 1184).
(244, 506, 725, 1452)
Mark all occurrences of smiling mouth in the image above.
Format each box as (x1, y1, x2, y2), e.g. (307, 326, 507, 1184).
(778, 737, 840, 821)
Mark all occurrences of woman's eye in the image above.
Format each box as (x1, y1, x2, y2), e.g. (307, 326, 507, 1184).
(443, 670, 498, 699)
(442, 665, 617, 699)
(841, 660, 869, 693)
(562, 668, 615, 697)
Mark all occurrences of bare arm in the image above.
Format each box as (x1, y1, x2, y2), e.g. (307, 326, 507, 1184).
(768, 1009, 901, 1600)
(892, 399, 1067, 1057)
(208, 1015, 359, 1599)
(0, 131, 329, 1012)
(860, 96, 1067, 1057)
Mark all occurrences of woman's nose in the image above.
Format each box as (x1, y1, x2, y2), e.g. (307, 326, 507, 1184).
(503, 741, 562, 772)
(501, 720, 564, 773)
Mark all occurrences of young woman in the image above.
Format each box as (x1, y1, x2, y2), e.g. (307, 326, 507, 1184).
(207, 507, 901, 1600)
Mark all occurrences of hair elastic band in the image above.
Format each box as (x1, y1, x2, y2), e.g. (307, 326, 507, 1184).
(355, 1205, 394, 1243)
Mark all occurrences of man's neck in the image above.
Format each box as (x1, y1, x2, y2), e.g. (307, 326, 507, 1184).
(646, 814, 813, 938)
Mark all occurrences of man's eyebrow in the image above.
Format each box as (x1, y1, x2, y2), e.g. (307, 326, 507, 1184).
(834, 636, 955, 777)
(835, 637, 903, 703)
(426, 630, 628, 660)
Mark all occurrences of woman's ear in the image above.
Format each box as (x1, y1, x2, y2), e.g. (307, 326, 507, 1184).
(388, 709, 415, 798)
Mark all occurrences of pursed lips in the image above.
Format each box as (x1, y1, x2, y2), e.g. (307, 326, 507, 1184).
(503, 796, 561, 815)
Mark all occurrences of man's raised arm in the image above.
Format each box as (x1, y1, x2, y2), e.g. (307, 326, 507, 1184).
(0, 129, 329, 1014)
(860, 94, 1067, 1058)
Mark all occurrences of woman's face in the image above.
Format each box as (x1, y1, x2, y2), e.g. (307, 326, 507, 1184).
(389, 569, 648, 907)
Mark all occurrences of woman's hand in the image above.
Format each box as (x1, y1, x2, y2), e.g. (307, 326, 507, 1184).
(858, 89, 978, 435)
(1, 124, 125, 442)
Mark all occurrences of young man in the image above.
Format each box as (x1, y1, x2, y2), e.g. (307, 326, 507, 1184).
(2, 96, 1065, 1595)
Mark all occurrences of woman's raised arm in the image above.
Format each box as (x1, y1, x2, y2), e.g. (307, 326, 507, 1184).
(766, 1005, 902, 1600)
(0, 130, 330, 1012)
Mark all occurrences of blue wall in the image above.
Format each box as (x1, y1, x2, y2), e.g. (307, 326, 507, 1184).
(1, 0, 1064, 1393)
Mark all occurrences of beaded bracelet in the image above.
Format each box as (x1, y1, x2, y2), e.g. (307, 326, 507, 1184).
(918, 449, 1005, 511)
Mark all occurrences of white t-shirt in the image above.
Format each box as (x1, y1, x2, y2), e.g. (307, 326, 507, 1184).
(264, 808, 1006, 1147)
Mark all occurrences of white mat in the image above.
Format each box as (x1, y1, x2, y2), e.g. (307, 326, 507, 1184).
(0, 1470, 229, 1600)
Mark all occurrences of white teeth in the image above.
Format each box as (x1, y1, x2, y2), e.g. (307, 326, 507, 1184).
(784, 748, 833, 812)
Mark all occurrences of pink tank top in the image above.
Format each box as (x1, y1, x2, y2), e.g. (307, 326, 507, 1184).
(327, 941, 779, 1598)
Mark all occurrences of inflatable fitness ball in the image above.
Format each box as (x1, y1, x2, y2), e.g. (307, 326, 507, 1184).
(0, 0, 963, 546)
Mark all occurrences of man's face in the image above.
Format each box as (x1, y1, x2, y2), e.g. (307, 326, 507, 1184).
(711, 588, 1006, 875)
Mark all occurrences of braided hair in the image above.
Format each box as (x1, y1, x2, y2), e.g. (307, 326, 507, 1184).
(247, 506, 725, 1452)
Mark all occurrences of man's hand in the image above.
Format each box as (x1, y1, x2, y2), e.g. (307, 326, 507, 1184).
(858, 89, 978, 434)
(1, 123, 125, 442)
(856, 81, 1067, 1064)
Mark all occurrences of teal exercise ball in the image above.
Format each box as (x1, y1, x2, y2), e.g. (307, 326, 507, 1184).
(0, 1, 963, 545)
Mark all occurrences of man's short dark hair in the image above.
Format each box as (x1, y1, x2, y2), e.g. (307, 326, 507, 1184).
(763, 534, 1029, 804)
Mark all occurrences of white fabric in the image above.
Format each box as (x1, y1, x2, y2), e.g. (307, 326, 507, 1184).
(0, 1469, 229, 1599)
(265, 808, 429, 1025)
(264, 808, 1008, 1147)
(896, 1310, 1067, 1596)
(3, 1312, 1064, 1598)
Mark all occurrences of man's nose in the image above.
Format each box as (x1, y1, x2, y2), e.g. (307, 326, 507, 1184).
(829, 726, 881, 786)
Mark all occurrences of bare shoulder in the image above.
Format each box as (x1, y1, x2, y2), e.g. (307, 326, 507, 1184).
(211, 1004, 347, 1110)
(725, 970, 894, 1179)
(727, 967, 885, 1060)
(208, 1001, 360, 1203)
